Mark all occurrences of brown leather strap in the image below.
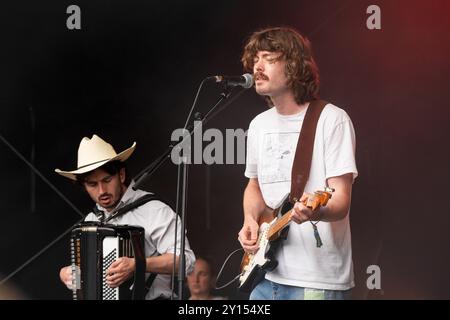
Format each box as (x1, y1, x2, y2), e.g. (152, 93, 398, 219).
(289, 100, 328, 203)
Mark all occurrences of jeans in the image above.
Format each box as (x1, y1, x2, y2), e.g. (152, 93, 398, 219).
(249, 279, 352, 300)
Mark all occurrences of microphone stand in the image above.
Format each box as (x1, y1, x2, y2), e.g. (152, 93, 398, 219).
(133, 83, 246, 300)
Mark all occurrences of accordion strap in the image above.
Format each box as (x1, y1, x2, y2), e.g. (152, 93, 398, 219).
(129, 228, 146, 300)
(104, 193, 164, 223)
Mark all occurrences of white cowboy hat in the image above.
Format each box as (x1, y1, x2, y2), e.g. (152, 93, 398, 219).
(55, 134, 136, 181)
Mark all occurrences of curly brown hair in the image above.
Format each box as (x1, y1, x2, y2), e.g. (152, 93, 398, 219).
(241, 27, 320, 106)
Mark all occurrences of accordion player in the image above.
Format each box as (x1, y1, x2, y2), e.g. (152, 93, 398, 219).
(70, 221, 146, 300)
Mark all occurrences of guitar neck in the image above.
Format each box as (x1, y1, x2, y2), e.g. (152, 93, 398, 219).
(267, 208, 293, 241)
(265, 190, 332, 241)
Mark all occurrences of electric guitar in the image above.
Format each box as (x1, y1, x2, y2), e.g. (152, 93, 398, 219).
(238, 187, 334, 292)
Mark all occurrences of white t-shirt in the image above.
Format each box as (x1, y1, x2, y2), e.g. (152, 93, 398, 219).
(245, 103, 358, 290)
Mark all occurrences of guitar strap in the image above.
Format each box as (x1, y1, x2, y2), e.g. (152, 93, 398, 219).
(290, 100, 327, 247)
(290, 99, 328, 203)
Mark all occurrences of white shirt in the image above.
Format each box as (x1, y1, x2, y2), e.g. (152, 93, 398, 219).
(85, 181, 196, 299)
(245, 103, 358, 290)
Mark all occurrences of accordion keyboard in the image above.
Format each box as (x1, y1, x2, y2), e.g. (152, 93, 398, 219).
(102, 237, 119, 300)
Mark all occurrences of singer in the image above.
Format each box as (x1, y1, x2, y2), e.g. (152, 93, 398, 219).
(55, 134, 196, 300)
(237, 27, 358, 300)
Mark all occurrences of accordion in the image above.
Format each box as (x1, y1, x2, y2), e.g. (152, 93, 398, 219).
(70, 222, 146, 300)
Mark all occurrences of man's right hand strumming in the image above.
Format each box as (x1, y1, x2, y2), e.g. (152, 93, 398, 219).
(240, 178, 268, 254)
(238, 219, 260, 253)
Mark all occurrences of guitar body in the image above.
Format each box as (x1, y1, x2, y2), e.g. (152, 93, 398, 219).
(238, 188, 333, 293)
(239, 194, 293, 293)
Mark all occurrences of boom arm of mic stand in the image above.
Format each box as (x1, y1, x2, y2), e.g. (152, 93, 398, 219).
(132, 147, 173, 190)
(132, 86, 236, 191)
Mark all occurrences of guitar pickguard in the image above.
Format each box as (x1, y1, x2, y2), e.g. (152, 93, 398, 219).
(239, 195, 293, 293)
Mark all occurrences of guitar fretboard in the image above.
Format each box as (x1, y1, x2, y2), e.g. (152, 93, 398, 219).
(266, 190, 332, 240)
(267, 209, 293, 241)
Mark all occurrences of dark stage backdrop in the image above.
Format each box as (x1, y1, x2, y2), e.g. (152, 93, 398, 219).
(0, 0, 449, 299)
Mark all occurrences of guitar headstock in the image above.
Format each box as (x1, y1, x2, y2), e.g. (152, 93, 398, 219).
(302, 187, 335, 210)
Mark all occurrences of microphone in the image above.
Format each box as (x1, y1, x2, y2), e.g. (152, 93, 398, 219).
(209, 73, 254, 88)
